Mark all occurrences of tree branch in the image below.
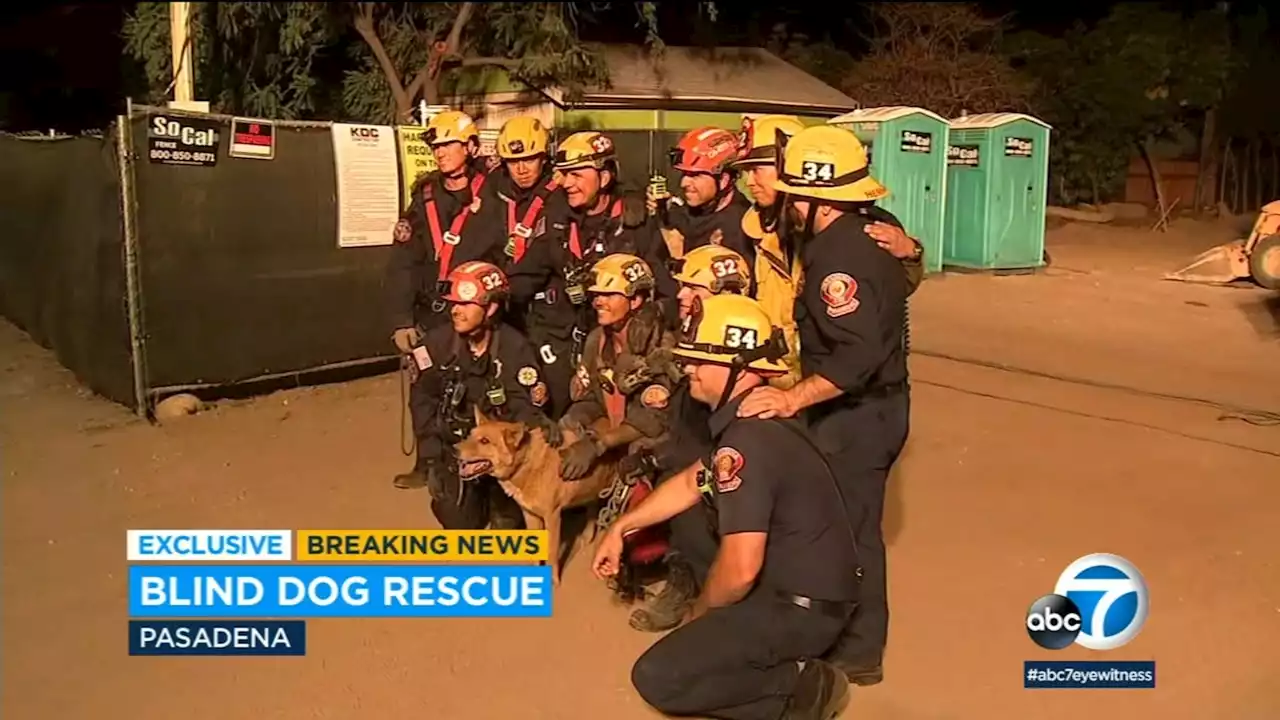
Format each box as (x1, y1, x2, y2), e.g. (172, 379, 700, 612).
(353, 3, 411, 117)
(407, 2, 476, 109)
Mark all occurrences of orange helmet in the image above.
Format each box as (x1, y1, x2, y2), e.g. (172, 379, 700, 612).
(670, 127, 741, 175)
(443, 261, 509, 305)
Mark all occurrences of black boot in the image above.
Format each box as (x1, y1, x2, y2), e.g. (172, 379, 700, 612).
(628, 554, 698, 632)
(393, 468, 427, 490)
(785, 659, 850, 720)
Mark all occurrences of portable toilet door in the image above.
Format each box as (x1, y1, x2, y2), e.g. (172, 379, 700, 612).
(828, 106, 950, 274)
(945, 113, 1052, 270)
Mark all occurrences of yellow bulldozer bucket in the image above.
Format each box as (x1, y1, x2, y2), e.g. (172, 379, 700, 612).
(1164, 238, 1252, 285)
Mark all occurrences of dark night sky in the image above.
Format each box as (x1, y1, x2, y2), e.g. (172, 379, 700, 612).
(0, 1, 1257, 132)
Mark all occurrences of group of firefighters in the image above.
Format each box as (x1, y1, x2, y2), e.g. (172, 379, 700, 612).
(386, 108, 923, 720)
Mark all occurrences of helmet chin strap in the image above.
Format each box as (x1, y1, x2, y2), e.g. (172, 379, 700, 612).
(713, 328, 789, 410)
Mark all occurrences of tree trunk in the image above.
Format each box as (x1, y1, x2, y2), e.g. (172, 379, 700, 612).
(1218, 140, 1230, 214)
(1242, 140, 1252, 214)
(1141, 139, 1170, 231)
(1194, 107, 1218, 213)
(1253, 139, 1265, 210)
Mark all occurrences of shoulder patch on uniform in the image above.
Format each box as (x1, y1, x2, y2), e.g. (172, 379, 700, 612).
(713, 446, 745, 493)
(517, 366, 539, 387)
(640, 383, 670, 409)
(530, 381, 548, 407)
(820, 272, 860, 318)
(394, 218, 412, 243)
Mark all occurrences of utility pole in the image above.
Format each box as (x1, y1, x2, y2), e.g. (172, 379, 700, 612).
(168, 2, 209, 112)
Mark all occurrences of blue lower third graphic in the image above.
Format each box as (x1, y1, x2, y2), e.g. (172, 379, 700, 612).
(1024, 661, 1156, 689)
(129, 620, 306, 656)
(128, 564, 553, 618)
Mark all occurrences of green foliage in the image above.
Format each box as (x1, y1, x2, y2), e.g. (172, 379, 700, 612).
(1010, 5, 1233, 204)
(765, 25, 856, 89)
(122, 2, 335, 119)
(123, 2, 721, 123)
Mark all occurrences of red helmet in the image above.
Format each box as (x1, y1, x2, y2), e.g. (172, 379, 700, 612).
(443, 261, 509, 305)
(669, 126, 741, 175)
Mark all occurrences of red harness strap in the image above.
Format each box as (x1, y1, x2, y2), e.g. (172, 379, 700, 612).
(505, 177, 561, 263)
(568, 198, 624, 260)
(424, 172, 488, 281)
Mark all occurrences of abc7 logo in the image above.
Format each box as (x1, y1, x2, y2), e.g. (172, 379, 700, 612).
(1026, 553, 1149, 651)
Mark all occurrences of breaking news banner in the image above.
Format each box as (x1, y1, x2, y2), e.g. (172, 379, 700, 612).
(126, 529, 551, 656)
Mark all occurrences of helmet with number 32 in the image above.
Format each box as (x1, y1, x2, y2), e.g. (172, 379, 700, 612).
(672, 245, 751, 294)
(772, 125, 888, 204)
(444, 261, 509, 305)
(587, 253, 655, 297)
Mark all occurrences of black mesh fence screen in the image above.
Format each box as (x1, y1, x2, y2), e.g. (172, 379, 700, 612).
(0, 130, 135, 408)
(1, 112, 701, 412)
(129, 111, 394, 392)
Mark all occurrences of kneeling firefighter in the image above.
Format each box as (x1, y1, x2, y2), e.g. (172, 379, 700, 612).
(629, 243, 754, 632)
(558, 253, 678, 601)
(404, 260, 559, 529)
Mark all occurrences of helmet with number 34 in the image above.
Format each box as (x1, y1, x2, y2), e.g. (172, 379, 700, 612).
(672, 245, 751, 294)
(443, 261, 510, 305)
(673, 294, 789, 374)
(772, 125, 888, 204)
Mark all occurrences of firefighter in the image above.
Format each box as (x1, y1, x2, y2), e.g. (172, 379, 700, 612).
(388, 110, 503, 489)
(595, 294, 858, 720)
(403, 261, 558, 529)
(732, 114, 926, 391)
(558, 253, 678, 599)
(486, 116, 576, 418)
(737, 125, 911, 687)
(553, 131, 678, 346)
(657, 127, 755, 273)
(629, 244, 753, 633)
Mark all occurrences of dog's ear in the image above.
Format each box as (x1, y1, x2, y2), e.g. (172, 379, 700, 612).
(474, 405, 489, 426)
(502, 423, 528, 449)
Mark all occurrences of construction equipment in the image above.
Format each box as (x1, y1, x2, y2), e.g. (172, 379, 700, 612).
(1166, 200, 1280, 289)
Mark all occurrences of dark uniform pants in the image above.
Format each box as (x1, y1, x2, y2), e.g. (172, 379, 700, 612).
(527, 331, 574, 420)
(810, 392, 909, 667)
(631, 591, 851, 720)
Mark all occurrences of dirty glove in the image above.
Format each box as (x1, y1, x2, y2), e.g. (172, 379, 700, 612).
(560, 437, 601, 481)
(531, 414, 564, 448)
(393, 327, 422, 355)
(614, 354, 651, 395)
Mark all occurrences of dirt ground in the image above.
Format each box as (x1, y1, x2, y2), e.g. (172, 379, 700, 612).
(4, 216, 1280, 719)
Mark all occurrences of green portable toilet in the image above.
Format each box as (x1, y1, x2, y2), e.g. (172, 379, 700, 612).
(827, 106, 950, 274)
(943, 112, 1052, 270)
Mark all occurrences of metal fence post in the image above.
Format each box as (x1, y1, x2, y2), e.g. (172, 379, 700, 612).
(116, 98, 151, 417)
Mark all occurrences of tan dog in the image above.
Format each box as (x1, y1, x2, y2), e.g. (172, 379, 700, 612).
(455, 409, 620, 586)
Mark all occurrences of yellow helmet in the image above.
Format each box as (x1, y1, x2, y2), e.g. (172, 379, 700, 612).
(424, 110, 479, 146)
(731, 115, 806, 168)
(672, 245, 751, 294)
(673, 294, 789, 374)
(587, 253, 654, 297)
(554, 131, 617, 172)
(772, 125, 888, 203)
(497, 116, 549, 160)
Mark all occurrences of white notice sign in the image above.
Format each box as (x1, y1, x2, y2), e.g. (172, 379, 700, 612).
(332, 123, 401, 248)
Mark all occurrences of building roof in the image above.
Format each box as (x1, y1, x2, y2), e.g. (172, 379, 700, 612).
(828, 106, 948, 125)
(949, 112, 1052, 130)
(576, 45, 857, 115)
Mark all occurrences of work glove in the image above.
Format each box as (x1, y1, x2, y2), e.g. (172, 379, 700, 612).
(531, 414, 564, 448)
(393, 327, 422, 355)
(560, 437, 601, 481)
